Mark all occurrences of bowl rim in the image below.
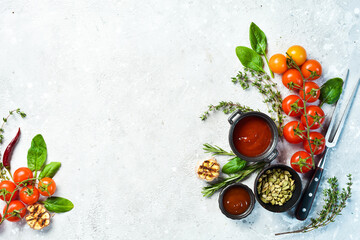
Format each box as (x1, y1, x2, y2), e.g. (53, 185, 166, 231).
(228, 111, 279, 162)
(253, 164, 302, 213)
(218, 182, 255, 220)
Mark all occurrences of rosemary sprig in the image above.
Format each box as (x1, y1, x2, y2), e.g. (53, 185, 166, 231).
(202, 162, 267, 197)
(203, 143, 235, 156)
(200, 101, 253, 121)
(232, 68, 285, 135)
(275, 174, 352, 236)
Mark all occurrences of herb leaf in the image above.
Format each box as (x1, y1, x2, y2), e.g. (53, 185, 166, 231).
(236, 46, 264, 73)
(222, 157, 247, 174)
(44, 197, 74, 213)
(27, 134, 47, 172)
(249, 22, 267, 55)
(319, 78, 343, 106)
(39, 162, 61, 179)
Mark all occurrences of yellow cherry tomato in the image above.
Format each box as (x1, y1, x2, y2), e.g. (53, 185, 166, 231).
(269, 54, 287, 74)
(286, 45, 307, 66)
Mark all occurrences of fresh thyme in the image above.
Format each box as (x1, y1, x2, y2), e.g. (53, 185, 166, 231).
(275, 174, 352, 235)
(232, 68, 285, 135)
(202, 162, 267, 197)
(0, 108, 26, 144)
(200, 101, 253, 121)
(203, 143, 235, 156)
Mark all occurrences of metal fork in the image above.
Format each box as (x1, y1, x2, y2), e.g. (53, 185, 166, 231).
(295, 70, 360, 220)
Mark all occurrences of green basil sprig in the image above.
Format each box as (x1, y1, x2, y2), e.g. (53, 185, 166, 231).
(222, 157, 247, 174)
(236, 46, 264, 73)
(39, 162, 61, 179)
(44, 197, 74, 213)
(319, 78, 343, 106)
(27, 134, 47, 172)
(249, 22, 274, 78)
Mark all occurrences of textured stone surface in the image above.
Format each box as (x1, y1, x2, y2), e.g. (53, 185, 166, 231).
(0, 0, 359, 239)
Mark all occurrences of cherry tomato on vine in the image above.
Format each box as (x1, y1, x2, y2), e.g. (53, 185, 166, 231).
(38, 178, 56, 196)
(282, 69, 303, 90)
(299, 82, 320, 102)
(282, 95, 304, 117)
(269, 54, 288, 74)
(290, 151, 313, 173)
(301, 59, 322, 80)
(0, 181, 18, 201)
(301, 105, 325, 130)
(303, 132, 325, 155)
(286, 45, 307, 66)
(3, 200, 26, 222)
(19, 185, 39, 205)
(283, 121, 305, 144)
(13, 167, 33, 186)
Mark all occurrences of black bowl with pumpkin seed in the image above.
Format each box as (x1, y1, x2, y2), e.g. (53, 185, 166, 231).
(254, 164, 302, 212)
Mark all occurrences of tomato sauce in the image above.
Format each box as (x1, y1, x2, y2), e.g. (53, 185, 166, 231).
(223, 186, 251, 215)
(232, 116, 272, 157)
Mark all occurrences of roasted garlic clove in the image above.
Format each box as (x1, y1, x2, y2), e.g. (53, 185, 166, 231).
(26, 204, 51, 230)
(196, 158, 220, 182)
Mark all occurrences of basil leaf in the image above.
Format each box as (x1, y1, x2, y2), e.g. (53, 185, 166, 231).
(236, 46, 265, 72)
(44, 197, 74, 213)
(39, 162, 61, 179)
(249, 22, 267, 55)
(319, 78, 343, 106)
(27, 134, 47, 172)
(222, 157, 247, 174)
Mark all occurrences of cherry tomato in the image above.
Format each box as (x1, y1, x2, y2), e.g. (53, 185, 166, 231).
(299, 82, 320, 102)
(283, 121, 305, 144)
(282, 95, 304, 117)
(301, 106, 325, 130)
(304, 132, 325, 155)
(38, 178, 56, 196)
(0, 181, 18, 201)
(286, 45, 307, 66)
(282, 69, 303, 90)
(3, 200, 26, 222)
(19, 186, 39, 205)
(291, 151, 313, 173)
(301, 60, 322, 80)
(269, 54, 288, 74)
(13, 167, 33, 186)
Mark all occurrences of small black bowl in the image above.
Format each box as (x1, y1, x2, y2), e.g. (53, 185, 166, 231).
(254, 164, 302, 212)
(218, 183, 255, 219)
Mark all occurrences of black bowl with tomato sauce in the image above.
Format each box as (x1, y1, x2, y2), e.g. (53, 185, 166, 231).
(228, 110, 279, 162)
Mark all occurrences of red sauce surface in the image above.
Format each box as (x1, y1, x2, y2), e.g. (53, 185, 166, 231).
(223, 186, 251, 215)
(233, 116, 272, 157)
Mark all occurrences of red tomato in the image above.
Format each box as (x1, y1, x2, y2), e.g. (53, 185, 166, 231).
(269, 54, 288, 74)
(19, 186, 39, 205)
(299, 82, 320, 102)
(282, 69, 303, 90)
(304, 132, 325, 155)
(283, 121, 305, 144)
(0, 181, 18, 201)
(38, 178, 56, 196)
(286, 45, 307, 66)
(3, 200, 26, 222)
(301, 106, 325, 129)
(282, 95, 304, 117)
(291, 151, 313, 173)
(13, 167, 33, 186)
(301, 60, 322, 80)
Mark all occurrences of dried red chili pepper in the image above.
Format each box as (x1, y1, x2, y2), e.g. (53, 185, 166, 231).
(2, 128, 21, 171)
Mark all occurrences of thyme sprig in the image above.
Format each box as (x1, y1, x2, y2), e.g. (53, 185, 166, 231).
(0, 108, 26, 144)
(275, 174, 352, 236)
(202, 162, 267, 197)
(232, 68, 285, 135)
(200, 101, 253, 121)
(203, 143, 235, 156)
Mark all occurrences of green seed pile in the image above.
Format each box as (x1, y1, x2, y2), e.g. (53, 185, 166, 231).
(257, 168, 295, 206)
